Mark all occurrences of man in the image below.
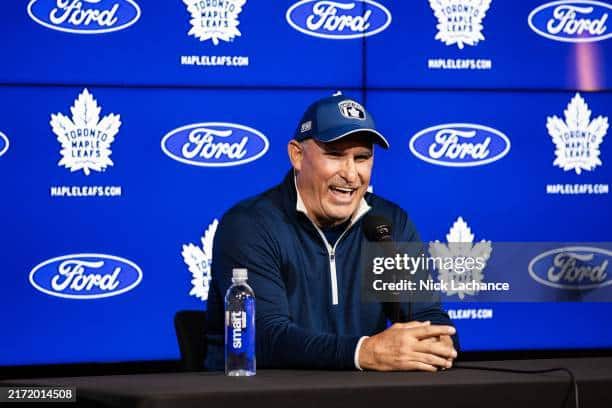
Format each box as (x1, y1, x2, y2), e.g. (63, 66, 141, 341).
(205, 92, 458, 371)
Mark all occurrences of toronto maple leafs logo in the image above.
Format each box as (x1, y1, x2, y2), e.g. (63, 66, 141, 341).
(50, 89, 121, 176)
(181, 219, 219, 301)
(429, 0, 491, 49)
(429, 217, 492, 299)
(183, 0, 246, 45)
(547, 93, 608, 175)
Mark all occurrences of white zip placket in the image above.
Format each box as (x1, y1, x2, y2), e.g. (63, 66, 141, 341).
(295, 178, 371, 305)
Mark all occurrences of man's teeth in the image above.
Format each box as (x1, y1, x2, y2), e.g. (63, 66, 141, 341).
(331, 186, 355, 193)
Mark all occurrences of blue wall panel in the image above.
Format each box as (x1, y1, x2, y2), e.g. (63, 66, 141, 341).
(1, 0, 611, 366)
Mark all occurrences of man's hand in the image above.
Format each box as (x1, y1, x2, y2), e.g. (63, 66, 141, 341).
(439, 334, 455, 368)
(358, 321, 457, 372)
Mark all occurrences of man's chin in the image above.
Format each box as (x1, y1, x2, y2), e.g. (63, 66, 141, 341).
(323, 206, 358, 226)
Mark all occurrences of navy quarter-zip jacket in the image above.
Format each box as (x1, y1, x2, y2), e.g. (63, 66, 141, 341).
(205, 171, 457, 370)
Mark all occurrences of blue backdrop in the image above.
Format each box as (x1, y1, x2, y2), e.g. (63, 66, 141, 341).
(1, 0, 611, 366)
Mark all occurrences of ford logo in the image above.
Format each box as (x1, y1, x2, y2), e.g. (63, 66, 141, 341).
(409, 123, 510, 167)
(529, 246, 612, 290)
(286, 0, 392, 39)
(161, 122, 269, 167)
(27, 0, 141, 34)
(528, 1, 612, 42)
(29, 254, 143, 299)
(0, 132, 8, 157)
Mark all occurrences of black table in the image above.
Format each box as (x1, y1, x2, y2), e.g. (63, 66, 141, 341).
(3, 358, 611, 408)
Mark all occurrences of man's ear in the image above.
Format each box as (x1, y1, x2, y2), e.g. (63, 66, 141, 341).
(288, 140, 303, 171)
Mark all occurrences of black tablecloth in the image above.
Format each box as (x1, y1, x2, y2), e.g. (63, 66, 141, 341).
(3, 358, 612, 408)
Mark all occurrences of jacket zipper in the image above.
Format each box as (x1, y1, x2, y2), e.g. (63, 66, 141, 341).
(309, 210, 370, 306)
(329, 251, 337, 305)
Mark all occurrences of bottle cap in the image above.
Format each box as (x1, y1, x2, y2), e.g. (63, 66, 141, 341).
(232, 268, 248, 280)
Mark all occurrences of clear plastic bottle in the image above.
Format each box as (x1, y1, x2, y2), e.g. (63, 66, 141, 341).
(224, 268, 256, 376)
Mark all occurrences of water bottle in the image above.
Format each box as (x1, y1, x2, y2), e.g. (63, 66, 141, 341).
(224, 268, 256, 376)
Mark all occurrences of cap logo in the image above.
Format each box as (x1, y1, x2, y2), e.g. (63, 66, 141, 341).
(338, 100, 366, 120)
(300, 120, 312, 133)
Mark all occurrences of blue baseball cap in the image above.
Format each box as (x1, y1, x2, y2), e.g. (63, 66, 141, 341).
(293, 92, 390, 149)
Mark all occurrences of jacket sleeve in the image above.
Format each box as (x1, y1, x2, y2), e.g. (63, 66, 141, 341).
(212, 209, 361, 369)
(394, 210, 461, 351)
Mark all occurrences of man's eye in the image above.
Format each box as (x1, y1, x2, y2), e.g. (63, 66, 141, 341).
(326, 152, 343, 157)
(356, 155, 372, 161)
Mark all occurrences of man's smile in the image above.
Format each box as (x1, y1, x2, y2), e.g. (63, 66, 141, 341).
(328, 185, 359, 203)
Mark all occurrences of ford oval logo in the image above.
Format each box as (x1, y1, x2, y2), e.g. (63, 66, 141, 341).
(161, 122, 269, 167)
(528, 246, 612, 290)
(528, 1, 612, 43)
(0, 132, 8, 157)
(409, 123, 510, 167)
(27, 0, 141, 34)
(286, 0, 392, 39)
(29, 254, 143, 299)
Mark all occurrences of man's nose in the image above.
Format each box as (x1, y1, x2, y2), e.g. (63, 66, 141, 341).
(339, 157, 358, 184)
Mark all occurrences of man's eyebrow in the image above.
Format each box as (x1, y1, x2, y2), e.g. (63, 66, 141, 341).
(354, 149, 373, 156)
(320, 145, 343, 153)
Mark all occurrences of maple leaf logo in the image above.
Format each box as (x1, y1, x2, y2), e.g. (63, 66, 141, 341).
(183, 0, 246, 45)
(181, 219, 219, 302)
(429, 217, 492, 299)
(50, 89, 121, 176)
(547, 93, 608, 175)
(429, 0, 491, 49)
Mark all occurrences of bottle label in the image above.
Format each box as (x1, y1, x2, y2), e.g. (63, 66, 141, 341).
(229, 310, 246, 352)
(225, 297, 254, 357)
